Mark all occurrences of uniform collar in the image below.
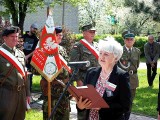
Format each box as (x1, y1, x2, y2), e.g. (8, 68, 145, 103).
(125, 45, 132, 51)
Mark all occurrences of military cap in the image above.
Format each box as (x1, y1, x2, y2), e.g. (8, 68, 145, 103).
(122, 30, 135, 39)
(2, 26, 20, 36)
(55, 26, 62, 34)
(81, 24, 96, 32)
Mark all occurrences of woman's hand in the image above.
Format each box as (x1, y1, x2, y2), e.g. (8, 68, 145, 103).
(75, 96, 92, 110)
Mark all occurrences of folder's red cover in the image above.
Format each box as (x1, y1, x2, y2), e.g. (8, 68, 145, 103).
(68, 84, 109, 109)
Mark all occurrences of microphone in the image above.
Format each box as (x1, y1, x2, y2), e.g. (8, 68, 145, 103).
(68, 61, 90, 68)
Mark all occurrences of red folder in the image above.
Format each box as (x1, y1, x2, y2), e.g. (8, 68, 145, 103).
(68, 84, 109, 109)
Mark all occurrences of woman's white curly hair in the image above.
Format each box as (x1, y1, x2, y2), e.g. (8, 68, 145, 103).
(98, 36, 123, 62)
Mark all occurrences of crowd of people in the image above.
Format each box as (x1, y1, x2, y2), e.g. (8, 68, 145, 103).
(0, 15, 160, 120)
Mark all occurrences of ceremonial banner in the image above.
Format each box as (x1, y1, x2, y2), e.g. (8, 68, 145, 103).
(59, 54, 72, 73)
(31, 15, 62, 82)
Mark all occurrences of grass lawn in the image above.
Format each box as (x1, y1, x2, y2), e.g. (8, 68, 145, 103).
(26, 69, 160, 119)
(132, 68, 160, 118)
(26, 75, 43, 120)
(26, 109, 42, 120)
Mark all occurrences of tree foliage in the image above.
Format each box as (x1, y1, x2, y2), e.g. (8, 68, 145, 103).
(124, 0, 160, 22)
(79, 0, 105, 27)
(0, 0, 44, 33)
(0, 0, 85, 33)
(122, 0, 160, 35)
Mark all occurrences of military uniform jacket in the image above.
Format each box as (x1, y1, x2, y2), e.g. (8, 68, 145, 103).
(0, 44, 30, 120)
(118, 46, 141, 89)
(70, 39, 99, 81)
(0, 44, 29, 94)
(144, 42, 159, 64)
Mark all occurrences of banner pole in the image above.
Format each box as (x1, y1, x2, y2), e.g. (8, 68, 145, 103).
(47, 4, 52, 119)
(48, 81, 51, 118)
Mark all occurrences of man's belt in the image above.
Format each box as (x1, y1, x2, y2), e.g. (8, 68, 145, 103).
(0, 82, 25, 91)
(128, 70, 137, 75)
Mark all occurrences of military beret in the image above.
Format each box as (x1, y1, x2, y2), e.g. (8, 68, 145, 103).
(81, 24, 96, 32)
(2, 26, 20, 36)
(122, 30, 135, 39)
(55, 26, 62, 34)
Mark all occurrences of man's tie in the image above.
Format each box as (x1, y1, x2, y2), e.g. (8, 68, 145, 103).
(11, 48, 15, 55)
(128, 48, 131, 57)
(128, 48, 131, 52)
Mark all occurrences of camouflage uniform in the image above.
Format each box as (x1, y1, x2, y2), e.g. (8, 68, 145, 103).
(70, 39, 99, 120)
(42, 45, 70, 120)
(70, 40, 99, 82)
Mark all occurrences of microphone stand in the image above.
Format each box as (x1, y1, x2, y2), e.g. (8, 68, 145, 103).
(48, 67, 79, 120)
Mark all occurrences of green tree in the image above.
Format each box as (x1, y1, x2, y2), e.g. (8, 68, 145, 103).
(0, 0, 44, 33)
(0, 0, 86, 33)
(79, 0, 105, 27)
(120, 0, 160, 35)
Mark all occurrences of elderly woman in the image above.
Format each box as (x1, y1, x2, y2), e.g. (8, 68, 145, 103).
(76, 37, 131, 120)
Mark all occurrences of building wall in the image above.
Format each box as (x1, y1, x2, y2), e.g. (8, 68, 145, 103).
(24, 3, 79, 33)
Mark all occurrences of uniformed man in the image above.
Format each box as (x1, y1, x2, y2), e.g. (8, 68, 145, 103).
(0, 26, 30, 120)
(117, 30, 141, 120)
(70, 24, 99, 86)
(144, 35, 159, 87)
(70, 24, 99, 120)
(41, 26, 70, 120)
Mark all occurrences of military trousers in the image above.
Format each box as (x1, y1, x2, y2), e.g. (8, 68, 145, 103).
(42, 98, 70, 120)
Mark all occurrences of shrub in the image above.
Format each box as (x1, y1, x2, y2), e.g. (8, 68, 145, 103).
(134, 36, 148, 56)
